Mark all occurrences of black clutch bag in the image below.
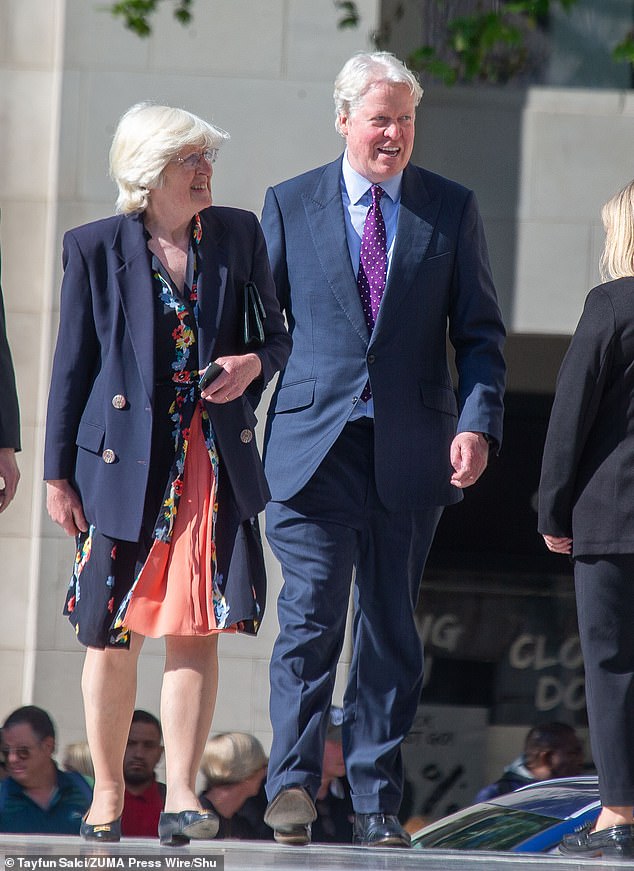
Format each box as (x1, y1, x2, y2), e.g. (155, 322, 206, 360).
(243, 281, 267, 347)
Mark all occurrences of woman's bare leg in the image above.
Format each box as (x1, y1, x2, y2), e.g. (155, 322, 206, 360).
(161, 634, 219, 812)
(595, 806, 634, 831)
(82, 633, 144, 824)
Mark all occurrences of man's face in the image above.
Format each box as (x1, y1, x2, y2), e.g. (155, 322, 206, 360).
(2, 723, 54, 789)
(339, 81, 416, 184)
(123, 722, 163, 787)
(549, 736, 585, 779)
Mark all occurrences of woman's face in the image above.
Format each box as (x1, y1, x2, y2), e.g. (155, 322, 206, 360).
(150, 146, 214, 220)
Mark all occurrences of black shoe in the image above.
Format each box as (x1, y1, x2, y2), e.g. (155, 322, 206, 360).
(158, 810, 219, 846)
(353, 813, 411, 848)
(80, 817, 121, 842)
(264, 786, 317, 846)
(560, 821, 634, 857)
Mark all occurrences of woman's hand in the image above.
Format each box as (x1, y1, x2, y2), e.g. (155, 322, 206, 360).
(200, 353, 262, 404)
(542, 534, 573, 555)
(46, 479, 88, 537)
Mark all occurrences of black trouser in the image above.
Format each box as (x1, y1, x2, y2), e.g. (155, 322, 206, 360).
(576, 554, 634, 806)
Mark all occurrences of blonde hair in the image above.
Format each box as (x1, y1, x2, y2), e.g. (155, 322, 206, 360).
(333, 51, 423, 136)
(200, 733, 267, 787)
(62, 741, 94, 780)
(600, 179, 634, 281)
(109, 102, 230, 214)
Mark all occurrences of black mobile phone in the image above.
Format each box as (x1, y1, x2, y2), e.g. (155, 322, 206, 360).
(199, 362, 224, 391)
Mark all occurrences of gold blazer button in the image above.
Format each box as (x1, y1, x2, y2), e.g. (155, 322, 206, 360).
(112, 394, 127, 409)
(102, 449, 116, 464)
(240, 429, 253, 444)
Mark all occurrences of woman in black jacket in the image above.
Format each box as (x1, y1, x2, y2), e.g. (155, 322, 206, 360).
(539, 179, 634, 858)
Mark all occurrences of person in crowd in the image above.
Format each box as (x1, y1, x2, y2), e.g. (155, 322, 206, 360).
(62, 741, 94, 781)
(474, 722, 584, 803)
(260, 51, 505, 848)
(199, 732, 270, 839)
(0, 706, 92, 834)
(0, 238, 20, 512)
(44, 102, 291, 846)
(121, 710, 165, 837)
(539, 178, 634, 858)
(311, 706, 354, 844)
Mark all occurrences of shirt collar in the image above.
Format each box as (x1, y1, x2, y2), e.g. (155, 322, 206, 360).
(342, 150, 402, 205)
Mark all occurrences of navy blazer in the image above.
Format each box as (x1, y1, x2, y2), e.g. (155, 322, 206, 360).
(539, 278, 634, 555)
(262, 158, 506, 510)
(44, 207, 291, 542)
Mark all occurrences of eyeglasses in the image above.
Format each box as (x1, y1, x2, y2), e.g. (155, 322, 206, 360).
(1, 744, 40, 760)
(172, 148, 218, 170)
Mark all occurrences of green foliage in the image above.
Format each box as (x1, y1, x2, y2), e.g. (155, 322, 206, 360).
(107, 0, 193, 37)
(334, 1, 360, 29)
(106, 0, 634, 84)
(403, 0, 560, 85)
(613, 32, 634, 65)
(339, 0, 634, 86)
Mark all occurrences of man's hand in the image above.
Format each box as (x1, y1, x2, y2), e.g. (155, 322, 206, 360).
(46, 479, 88, 537)
(542, 534, 573, 555)
(201, 353, 263, 404)
(450, 432, 489, 489)
(0, 447, 19, 512)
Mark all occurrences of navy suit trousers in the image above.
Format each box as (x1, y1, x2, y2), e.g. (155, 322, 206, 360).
(265, 418, 442, 813)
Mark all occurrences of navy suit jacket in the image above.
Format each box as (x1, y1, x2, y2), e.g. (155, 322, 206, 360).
(44, 207, 291, 542)
(262, 158, 505, 510)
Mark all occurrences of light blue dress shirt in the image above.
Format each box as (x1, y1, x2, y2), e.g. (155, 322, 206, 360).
(340, 151, 402, 419)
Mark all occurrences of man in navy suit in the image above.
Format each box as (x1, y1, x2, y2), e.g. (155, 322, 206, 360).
(261, 52, 506, 847)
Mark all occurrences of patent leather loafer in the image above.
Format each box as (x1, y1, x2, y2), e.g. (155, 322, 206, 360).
(560, 822, 634, 857)
(264, 786, 317, 846)
(158, 810, 219, 846)
(80, 817, 121, 842)
(353, 813, 411, 848)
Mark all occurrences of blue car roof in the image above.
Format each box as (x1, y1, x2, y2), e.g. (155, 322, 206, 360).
(487, 776, 600, 820)
(411, 777, 601, 853)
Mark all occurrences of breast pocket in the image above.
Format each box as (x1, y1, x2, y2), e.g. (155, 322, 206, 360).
(272, 379, 316, 414)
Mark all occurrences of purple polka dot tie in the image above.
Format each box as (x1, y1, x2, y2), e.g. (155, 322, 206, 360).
(358, 184, 386, 400)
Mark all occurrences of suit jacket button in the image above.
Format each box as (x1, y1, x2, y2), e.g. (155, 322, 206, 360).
(102, 449, 116, 464)
(367, 354, 376, 364)
(112, 394, 127, 409)
(240, 429, 253, 444)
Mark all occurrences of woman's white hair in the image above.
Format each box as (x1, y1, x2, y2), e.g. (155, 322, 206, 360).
(109, 102, 230, 214)
(333, 51, 423, 135)
(600, 179, 634, 281)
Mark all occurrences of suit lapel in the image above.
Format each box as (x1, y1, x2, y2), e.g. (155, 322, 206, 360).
(303, 158, 369, 346)
(374, 164, 440, 334)
(112, 214, 155, 400)
(196, 209, 228, 364)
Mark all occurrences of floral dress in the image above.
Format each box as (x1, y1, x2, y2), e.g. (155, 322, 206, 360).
(64, 215, 263, 649)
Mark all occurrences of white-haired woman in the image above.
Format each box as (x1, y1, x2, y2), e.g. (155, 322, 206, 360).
(44, 103, 291, 845)
(539, 180, 634, 858)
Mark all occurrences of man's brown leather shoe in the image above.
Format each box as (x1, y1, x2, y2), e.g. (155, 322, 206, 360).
(264, 786, 317, 846)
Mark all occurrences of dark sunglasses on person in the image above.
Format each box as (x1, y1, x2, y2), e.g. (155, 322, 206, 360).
(1, 743, 40, 760)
